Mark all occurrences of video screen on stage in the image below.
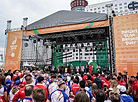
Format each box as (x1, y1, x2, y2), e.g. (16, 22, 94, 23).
(113, 13, 138, 77)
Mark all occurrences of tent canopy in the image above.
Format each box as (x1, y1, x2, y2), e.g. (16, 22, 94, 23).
(27, 10, 108, 31)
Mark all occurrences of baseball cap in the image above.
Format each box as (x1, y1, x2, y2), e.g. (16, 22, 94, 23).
(14, 80, 21, 86)
(6, 75, 11, 80)
(118, 85, 126, 92)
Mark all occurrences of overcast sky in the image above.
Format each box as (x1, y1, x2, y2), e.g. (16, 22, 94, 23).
(0, 0, 110, 54)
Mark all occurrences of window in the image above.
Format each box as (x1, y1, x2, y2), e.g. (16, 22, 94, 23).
(76, 57, 78, 59)
(76, 53, 78, 56)
(73, 49, 75, 52)
(90, 9, 92, 11)
(94, 8, 96, 10)
(115, 8, 118, 10)
(98, 7, 100, 10)
(102, 7, 104, 9)
(85, 57, 86, 59)
(80, 53, 82, 55)
(119, 3, 122, 6)
(115, 4, 117, 6)
(124, 6, 127, 8)
(98, 11, 101, 13)
(120, 7, 122, 9)
(102, 10, 105, 12)
(124, 3, 127, 5)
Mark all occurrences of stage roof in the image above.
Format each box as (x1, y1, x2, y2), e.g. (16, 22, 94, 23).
(26, 10, 108, 31)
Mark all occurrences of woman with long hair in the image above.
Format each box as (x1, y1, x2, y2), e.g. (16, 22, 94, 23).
(0, 76, 7, 102)
(110, 80, 119, 93)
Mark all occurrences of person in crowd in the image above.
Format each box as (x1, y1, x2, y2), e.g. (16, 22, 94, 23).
(96, 64, 101, 73)
(119, 85, 134, 102)
(51, 65, 55, 73)
(12, 70, 24, 82)
(106, 76, 111, 90)
(93, 73, 102, 89)
(86, 63, 89, 73)
(0, 76, 7, 102)
(134, 76, 138, 97)
(91, 83, 98, 98)
(71, 79, 80, 95)
(76, 80, 96, 102)
(34, 76, 48, 100)
(81, 65, 85, 74)
(47, 74, 58, 95)
(110, 80, 119, 94)
(117, 75, 126, 87)
(70, 75, 74, 86)
(9, 80, 20, 102)
(109, 91, 121, 102)
(135, 95, 138, 102)
(89, 64, 93, 74)
(18, 85, 34, 102)
(5, 75, 12, 98)
(85, 80, 92, 92)
(33, 88, 46, 102)
(63, 77, 73, 97)
(95, 89, 105, 102)
(13, 75, 34, 102)
(67, 64, 70, 73)
(46, 81, 69, 102)
(76, 65, 80, 74)
(43, 74, 50, 88)
(70, 64, 74, 74)
(73, 91, 90, 102)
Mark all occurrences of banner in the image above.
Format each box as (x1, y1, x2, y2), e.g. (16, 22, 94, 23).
(113, 14, 138, 77)
(5, 31, 22, 72)
(25, 20, 109, 36)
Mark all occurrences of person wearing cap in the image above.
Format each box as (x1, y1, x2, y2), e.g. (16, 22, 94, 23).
(47, 74, 58, 95)
(34, 76, 48, 100)
(5, 75, 13, 98)
(9, 80, 20, 102)
(46, 81, 69, 102)
(119, 85, 134, 102)
(12, 75, 34, 102)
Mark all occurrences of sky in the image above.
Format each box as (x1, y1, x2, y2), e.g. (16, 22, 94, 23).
(0, 0, 111, 55)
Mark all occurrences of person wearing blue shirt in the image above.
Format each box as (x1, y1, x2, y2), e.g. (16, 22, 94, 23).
(46, 81, 69, 102)
(5, 75, 13, 96)
(76, 80, 96, 102)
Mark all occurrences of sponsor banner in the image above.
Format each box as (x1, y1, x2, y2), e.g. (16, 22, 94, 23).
(5, 31, 22, 72)
(113, 14, 138, 77)
(25, 20, 109, 36)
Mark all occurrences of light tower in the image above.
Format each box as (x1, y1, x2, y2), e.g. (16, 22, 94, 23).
(70, 0, 88, 11)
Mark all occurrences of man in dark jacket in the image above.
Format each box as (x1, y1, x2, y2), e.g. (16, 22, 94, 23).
(93, 73, 101, 89)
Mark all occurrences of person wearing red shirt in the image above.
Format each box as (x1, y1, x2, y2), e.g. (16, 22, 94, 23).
(106, 76, 111, 89)
(117, 76, 126, 87)
(12, 75, 34, 102)
(34, 76, 48, 100)
(101, 74, 107, 90)
(12, 70, 24, 82)
(134, 76, 138, 96)
(82, 73, 87, 83)
(70, 79, 80, 95)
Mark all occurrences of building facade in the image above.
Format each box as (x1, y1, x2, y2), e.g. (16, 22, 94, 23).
(85, 0, 138, 14)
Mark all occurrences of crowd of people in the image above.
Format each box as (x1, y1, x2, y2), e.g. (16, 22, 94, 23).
(0, 68, 138, 102)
